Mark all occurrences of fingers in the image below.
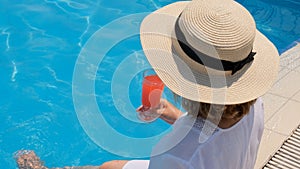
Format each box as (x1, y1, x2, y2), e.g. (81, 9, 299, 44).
(137, 99, 167, 111)
(136, 105, 150, 112)
(136, 105, 144, 112)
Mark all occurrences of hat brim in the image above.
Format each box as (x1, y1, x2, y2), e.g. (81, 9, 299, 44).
(140, 1, 280, 104)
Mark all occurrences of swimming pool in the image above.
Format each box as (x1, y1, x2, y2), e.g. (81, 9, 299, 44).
(1, 0, 299, 168)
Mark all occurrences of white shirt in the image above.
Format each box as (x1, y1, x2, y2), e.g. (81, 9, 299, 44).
(148, 98, 264, 169)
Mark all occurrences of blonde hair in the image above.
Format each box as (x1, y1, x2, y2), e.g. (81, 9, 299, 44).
(175, 94, 256, 123)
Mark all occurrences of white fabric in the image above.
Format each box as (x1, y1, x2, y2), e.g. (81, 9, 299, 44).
(122, 160, 149, 169)
(123, 98, 264, 169)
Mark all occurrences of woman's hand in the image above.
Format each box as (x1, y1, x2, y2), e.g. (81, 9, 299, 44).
(136, 99, 183, 124)
(136, 100, 166, 122)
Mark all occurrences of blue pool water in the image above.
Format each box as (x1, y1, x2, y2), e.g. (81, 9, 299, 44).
(1, 0, 299, 168)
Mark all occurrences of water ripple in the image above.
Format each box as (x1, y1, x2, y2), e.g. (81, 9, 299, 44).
(20, 16, 68, 52)
(45, 66, 71, 86)
(78, 16, 90, 47)
(11, 61, 18, 82)
(44, 0, 98, 17)
(0, 28, 11, 51)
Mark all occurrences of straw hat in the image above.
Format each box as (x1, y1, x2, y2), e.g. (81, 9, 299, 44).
(140, 0, 279, 104)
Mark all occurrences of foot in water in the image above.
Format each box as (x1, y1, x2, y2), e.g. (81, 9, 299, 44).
(14, 150, 100, 169)
(15, 150, 48, 169)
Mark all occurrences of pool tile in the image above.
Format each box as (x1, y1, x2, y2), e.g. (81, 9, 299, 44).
(292, 90, 300, 102)
(278, 55, 291, 73)
(277, 44, 300, 80)
(265, 100, 300, 135)
(254, 129, 288, 169)
(293, 61, 300, 73)
(262, 93, 288, 122)
(275, 66, 292, 83)
(269, 70, 300, 98)
(280, 45, 298, 62)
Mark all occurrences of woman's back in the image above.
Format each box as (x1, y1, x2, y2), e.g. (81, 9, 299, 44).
(149, 98, 264, 169)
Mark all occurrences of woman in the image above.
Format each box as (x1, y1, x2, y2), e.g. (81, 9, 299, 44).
(100, 0, 279, 168)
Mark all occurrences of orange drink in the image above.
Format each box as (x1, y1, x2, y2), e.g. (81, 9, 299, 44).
(142, 75, 164, 108)
(137, 69, 165, 122)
